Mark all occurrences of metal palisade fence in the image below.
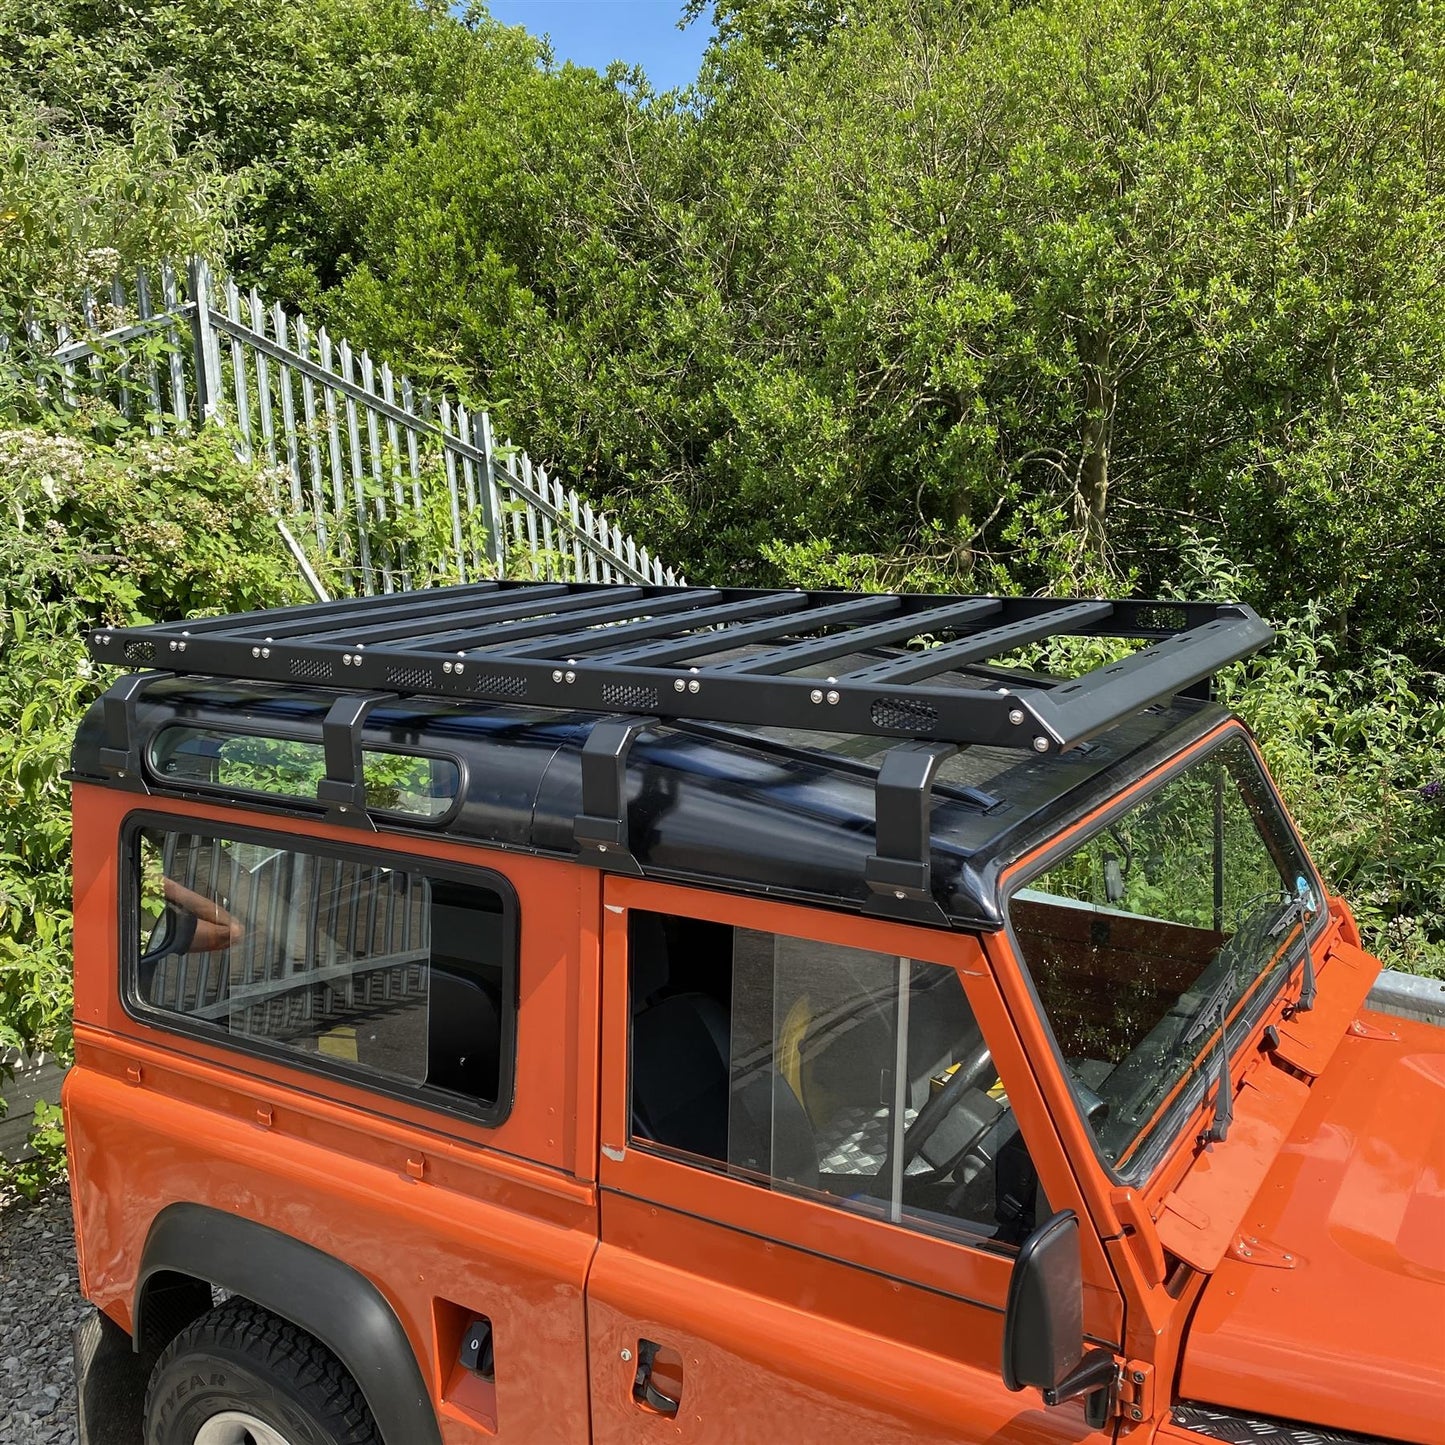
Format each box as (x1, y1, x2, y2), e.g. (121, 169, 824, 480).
(40, 257, 681, 598)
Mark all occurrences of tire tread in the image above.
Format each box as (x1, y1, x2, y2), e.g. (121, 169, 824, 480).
(145, 1298, 383, 1445)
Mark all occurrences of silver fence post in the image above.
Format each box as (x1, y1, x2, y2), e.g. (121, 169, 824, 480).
(187, 257, 224, 425)
(20, 252, 684, 595)
(477, 411, 507, 576)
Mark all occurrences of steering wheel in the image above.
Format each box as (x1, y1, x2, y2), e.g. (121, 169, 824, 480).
(895, 1037, 998, 1181)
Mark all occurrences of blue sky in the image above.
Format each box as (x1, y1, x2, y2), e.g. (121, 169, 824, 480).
(484, 2, 713, 92)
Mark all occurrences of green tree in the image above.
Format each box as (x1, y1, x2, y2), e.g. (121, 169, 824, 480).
(0, 85, 232, 322)
(274, 0, 1442, 676)
(0, 0, 539, 300)
(682, 0, 849, 60)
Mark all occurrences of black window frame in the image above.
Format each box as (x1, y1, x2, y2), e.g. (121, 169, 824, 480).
(120, 811, 520, 1129)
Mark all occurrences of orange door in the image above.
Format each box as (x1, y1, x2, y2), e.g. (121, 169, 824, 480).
(586, 876, 1122, 1445)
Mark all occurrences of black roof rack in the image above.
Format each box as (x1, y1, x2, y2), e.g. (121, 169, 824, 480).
(84, 583, 1270, 923)
(87, 581, 1270, 756)
(84, 580, 1271, 757)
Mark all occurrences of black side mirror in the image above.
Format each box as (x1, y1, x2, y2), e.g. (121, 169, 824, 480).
(1001, 1211, 1117, 1426)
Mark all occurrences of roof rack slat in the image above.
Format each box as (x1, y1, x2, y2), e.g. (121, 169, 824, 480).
(166, 580, 508, 637)
(482, 590, 806, 658)
(449, 588, 721, 654)
(338, 586, 649, 650)
(298, 583, 577, 644)
(840, 601, 1115, 686)
(591, 593, 900, 666)
(713, 596, 1005, 677)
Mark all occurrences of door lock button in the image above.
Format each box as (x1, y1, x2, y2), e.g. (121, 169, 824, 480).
(459, 1316, 494, 1381)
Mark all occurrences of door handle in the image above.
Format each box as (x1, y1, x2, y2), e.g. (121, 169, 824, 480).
(632, 1338, 682, 1416)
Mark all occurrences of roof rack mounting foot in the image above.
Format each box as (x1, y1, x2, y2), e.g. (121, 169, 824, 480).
(97, 671, 174, 792)
(864, 740, 960, 926)
(574, 716, 655, 876)
(317, 693, 398, 830)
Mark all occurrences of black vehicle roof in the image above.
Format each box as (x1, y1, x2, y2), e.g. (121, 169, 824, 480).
(72, 676, 1234, 929)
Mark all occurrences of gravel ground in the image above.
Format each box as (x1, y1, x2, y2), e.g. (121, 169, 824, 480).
(0, 1182, 83, 1445)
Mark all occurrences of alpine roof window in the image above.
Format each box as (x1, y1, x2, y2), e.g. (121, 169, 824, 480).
(149, 726, 461, 819)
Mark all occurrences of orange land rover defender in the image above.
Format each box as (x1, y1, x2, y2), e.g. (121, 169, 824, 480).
(64, 582, 1445, 1445)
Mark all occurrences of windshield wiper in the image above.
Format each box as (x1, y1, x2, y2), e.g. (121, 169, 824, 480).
(1175, 970, 1235, 1147)
(1196, 999, 1233, 1146)
(1271, 896, 1317, 1013)
(1181, 957, 1241, 1051)
(1180, 942, 1251, 1146)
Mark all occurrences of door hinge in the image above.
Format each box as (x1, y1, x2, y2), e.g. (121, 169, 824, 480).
(1115, 1361, 1155, 1425)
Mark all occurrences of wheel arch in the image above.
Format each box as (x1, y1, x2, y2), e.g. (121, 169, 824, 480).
(135, 1202, 442, 1445)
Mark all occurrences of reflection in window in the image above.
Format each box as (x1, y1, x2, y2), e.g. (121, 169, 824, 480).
(134, 828, 507, 1106)
(628, 913, 1040, 1247)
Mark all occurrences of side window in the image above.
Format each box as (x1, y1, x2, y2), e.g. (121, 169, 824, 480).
(627, 912, 1039, 1247)
(132, 826, 512, 1112)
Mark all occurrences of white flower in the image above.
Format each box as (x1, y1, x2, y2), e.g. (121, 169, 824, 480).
(80, 247, 122, 290)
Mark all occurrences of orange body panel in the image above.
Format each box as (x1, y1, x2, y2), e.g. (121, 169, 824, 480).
(1177, 1011, 1445, 1444)
(587, 1193, 1105, 1445)
(68, 783, 604, 1442)
(1152, 941, 1378, 1274)
(587, 875, 1120, 1445)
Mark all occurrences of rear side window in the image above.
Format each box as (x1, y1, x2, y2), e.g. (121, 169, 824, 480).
(130, 825, 514, 1116)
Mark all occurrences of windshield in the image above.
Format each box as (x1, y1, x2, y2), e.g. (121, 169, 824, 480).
(1008, 734, 1321, 1178)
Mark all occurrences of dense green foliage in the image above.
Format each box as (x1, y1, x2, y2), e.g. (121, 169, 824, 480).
(0, 404, 299, 1064)
(1226, 613, 1445, 975)
(0, 0, 1439, 1157)
(6, 0, 1441, 661)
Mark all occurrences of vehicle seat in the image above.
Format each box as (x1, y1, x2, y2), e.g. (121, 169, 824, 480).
(729, 1067, 821, 1190)
(631, 993, 732, 1161)
(427, 966, 502, 1098)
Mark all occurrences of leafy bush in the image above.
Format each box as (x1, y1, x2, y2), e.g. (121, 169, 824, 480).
(0, 84, 232, 324)
(1224, 614, 1445, 978)
(0, 413, 300, 1075)
(0, 1099, 65, 1206)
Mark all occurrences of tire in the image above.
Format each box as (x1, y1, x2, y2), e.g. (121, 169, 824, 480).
(144, 1298, 383, 1445)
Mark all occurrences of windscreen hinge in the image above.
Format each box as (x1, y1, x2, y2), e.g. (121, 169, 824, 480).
(1114, 1360, 1155, 1425)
